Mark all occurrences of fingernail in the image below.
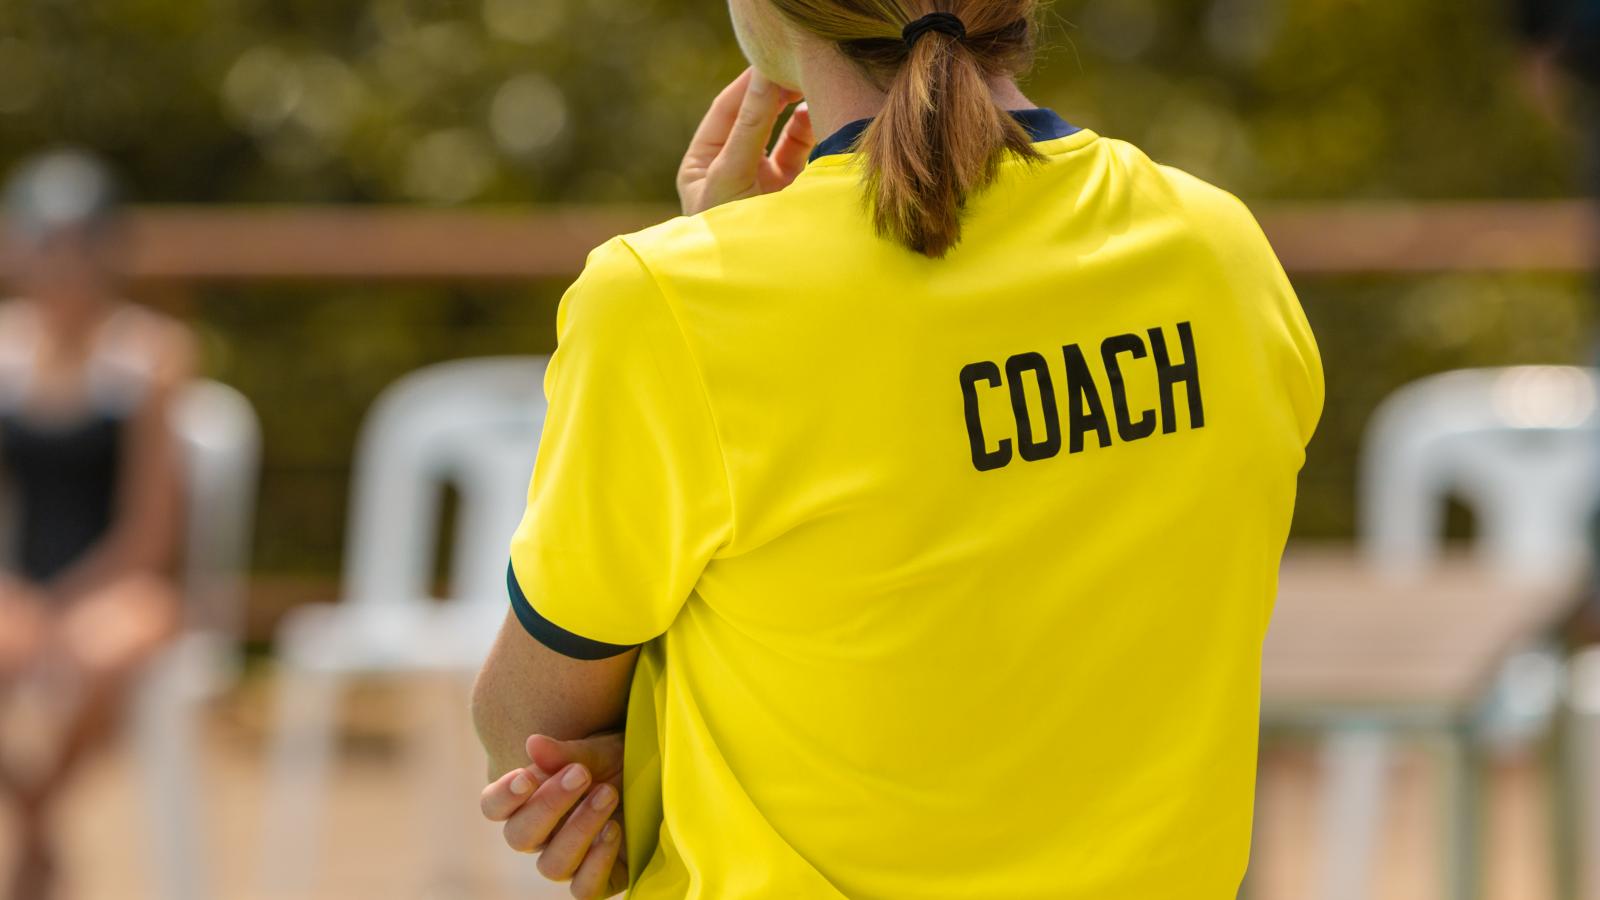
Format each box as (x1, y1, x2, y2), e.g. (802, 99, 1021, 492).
(601, 821, 619, 843)
(591, 784, 616, 810)
(510, 772, 532, 795)
(749, 71, 770, 94)
(561, 764, 589, 791)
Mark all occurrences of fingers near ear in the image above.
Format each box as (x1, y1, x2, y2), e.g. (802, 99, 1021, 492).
(768, 103, 815, 181)
(480, 766, 540, 822)
(569, 820, 623, 900)
(684, 68, 757, 165)
(714, 70, 791, 180)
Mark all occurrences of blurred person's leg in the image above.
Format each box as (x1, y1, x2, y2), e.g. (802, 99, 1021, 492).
(0, 582, 56, 900)
(38, 573, 181, 791)
(0, 580, 48, 680)
(0, 574, 178, 900)
(0, 579, 51, 786)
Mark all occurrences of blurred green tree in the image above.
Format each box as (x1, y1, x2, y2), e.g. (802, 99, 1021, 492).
(0, 0, 1575, 203)
(0, 0, 1588, 591)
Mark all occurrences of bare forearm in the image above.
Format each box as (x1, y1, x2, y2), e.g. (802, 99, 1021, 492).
(473, 687, 566, 779)
(471, 613, 637, 781)
(48, 527, 173, 602)
(471, 688, 629, 780)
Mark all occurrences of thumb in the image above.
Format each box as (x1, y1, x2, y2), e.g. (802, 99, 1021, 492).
(526, 732, 623, 779)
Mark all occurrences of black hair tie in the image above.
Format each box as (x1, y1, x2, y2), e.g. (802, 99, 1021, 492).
(902, 12, 966, 49)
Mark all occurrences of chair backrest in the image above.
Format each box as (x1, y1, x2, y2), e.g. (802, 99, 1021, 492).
(340, 356, 548, 611)
(173, 379, 263, 644)
(1358, 365, 1600, 584)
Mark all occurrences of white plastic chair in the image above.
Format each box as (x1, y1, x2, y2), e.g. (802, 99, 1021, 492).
(258, 356, 550, 896)
(1359, 365, 1600, 584)
(134, 379, 262, 900)
(1308, 365, 1598, 900)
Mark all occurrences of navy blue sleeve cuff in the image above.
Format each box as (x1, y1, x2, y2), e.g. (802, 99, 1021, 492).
(506, 560, 640, 661)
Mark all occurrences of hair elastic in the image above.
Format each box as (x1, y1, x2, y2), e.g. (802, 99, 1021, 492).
(901, 12, 966, 48)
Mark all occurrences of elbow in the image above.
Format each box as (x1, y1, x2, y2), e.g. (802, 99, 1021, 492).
(469, 668, 510, 777)
(470, 660, 545, 781)
(469, 668, 500, 755)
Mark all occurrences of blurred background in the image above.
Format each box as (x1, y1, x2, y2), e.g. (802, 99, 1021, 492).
(0, 0, 1597, 898)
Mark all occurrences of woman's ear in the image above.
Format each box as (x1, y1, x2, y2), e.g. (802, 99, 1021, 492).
(728, 0, 805, 91)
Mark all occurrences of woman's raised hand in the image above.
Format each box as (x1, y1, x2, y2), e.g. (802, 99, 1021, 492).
(677, 68, 814, 216)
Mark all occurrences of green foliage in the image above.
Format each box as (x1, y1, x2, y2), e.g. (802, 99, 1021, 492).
(0, 0, 751, 204)
(1295, 273, 1592, 537)
(192, 282, 563, 572)
(0, 0, 1589, 570)
(1037, 0, 1576, 200)
(0, 0, 1576, 204)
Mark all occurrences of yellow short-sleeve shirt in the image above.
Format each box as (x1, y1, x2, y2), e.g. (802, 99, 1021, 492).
(509, 109, 1323, 899)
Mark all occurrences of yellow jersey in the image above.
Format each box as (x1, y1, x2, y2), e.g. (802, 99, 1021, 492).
(509, 108, 1323, 899)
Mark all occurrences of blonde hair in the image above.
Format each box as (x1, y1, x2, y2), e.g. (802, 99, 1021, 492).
(768, 1, 1043, 258)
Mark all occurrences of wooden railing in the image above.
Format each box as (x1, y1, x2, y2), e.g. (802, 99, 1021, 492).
(4, 200, 1592, 282)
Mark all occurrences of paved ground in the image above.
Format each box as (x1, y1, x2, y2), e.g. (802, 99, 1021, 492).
(0, 671, 1564, 900)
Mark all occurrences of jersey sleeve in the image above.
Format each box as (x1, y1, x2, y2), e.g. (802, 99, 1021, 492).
(1156, 161, 1325, 449)
(1263, 249, 1325, 450)
(507, 237, 732, 659)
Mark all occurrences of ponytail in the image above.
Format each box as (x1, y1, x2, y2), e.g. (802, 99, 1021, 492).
(768, 2, 1043, 258)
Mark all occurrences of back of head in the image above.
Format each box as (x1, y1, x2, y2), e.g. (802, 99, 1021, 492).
(3, 149, 122, 247)
(768, 1, 1043, 258)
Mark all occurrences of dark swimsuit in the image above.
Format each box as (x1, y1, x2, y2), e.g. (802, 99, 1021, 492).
(0, 307, 145, 584)
(0, 411, 125, 582)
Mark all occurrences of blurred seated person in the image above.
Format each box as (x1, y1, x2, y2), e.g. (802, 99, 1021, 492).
(1510, 0, 1600, 640)
(1512, 0, 1600, 135)
(0, 151, 195, 900)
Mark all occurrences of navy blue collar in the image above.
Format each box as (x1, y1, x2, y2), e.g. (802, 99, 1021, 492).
(807, 107, 1080, 163)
